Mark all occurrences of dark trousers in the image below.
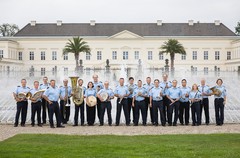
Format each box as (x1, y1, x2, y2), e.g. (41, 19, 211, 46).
(145, 97, 153, 123)
(167, 101, 180, 125)
(214, 98, 224, 125)
(163, 96, 170, 122)
(14, 101, 28, 125)
(134, 100, 146, 125)
(74, 101, 85, 125)
(200, 98, 210, 124)
(116, 98, 130, 125)
(41, 98, 49, 124)
(87, 105, 96, 125)
(152, 100, 165, 125)
(97, 98, 101, 121)
(60, 100, 70, 123)
(128, 98, 135, 123)
(100, 102, 112, 125)
(179, 101, 190, 125)
(31, 101, 41, 125)
(191, 102, 201, 125)
(48, 101, 61, 127)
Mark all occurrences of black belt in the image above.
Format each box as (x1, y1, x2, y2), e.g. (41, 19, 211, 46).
(32, 101, 41, 103)
(135, 100, 145, 102)
(215, 98, 224, 100)
(50, 101, 58, 103)
(153, 100, 162, 102)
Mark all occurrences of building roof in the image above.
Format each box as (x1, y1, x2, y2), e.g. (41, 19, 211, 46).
(14, 22, 236, 37)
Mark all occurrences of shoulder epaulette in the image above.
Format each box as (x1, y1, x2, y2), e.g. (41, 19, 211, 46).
(17, 85, 20, 87)
(47, 87, 49, 89)
(27, 87, 30, 89)
(40, 84, 43, 86)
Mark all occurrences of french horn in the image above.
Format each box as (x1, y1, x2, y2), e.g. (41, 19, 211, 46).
(210, 86, 222, 97)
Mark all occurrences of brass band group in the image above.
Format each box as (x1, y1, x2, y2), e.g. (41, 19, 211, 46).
(13, 74, 227, 128)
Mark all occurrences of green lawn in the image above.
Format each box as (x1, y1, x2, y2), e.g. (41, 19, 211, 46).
(0, 134, 240, 158)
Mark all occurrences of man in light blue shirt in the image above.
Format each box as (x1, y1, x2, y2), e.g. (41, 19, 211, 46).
(59, 79, 72, 124)
(39, 76, 49, 124)
(166, 79, 182, 126)
(179, 79, 191, 125)
(97, 81, 114, 126)
(132, 80, 147, 126)
(114, 78, 130, 126)
(127, 77, 137, 124)
(143, 77, 154, 124)
(43, 79, 64, 128)
(13, 79, 30, 127)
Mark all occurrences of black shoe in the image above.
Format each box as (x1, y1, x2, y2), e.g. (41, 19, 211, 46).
(57, 125, 65, 128)
(42, 122, 46, 124)
(99, 124, 103, 126)
(133, 124, 138, 126)
(14, 124, 18, 127)
(162, 124, 166, 127)
(180, 123, 184, 126)
(126, 124, 130, 126)
(38, 124, 42, 127)
(155, 123, 159, 126)
(143, 124, 147, 126)
(185, 123, 189, 126)
(21, 124, 25, 127)
(192, 124, 196, 126)
(173, 123, 177, 126)
(206, 123, 209, 125)
(31, 124, 35, 127)
(73, 124, 78, 127)
(81, 123, 84, 126)
(168, 124, 172, 126)
(50, 126, 55, 128)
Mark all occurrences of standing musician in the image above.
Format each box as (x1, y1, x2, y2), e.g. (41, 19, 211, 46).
(149, 79, 165, 126)
(143, 77, 154, 124)
(160, 74, 172, 123)
(59, 79, 72, 124)
(40, 76, 49, 124)
(127, 77, 137, 124)
(132, 80, 147, 126)
(213, 79, 227, 126)
(13, 79, 30, 127)
(114, 78, 130, 126)
(189, 84, 202, 126)
(92, 74, 103, 123)
(166, 80, 181, 126)
(73, 79, 86, 126)
(29, 81, 42, 127)
(179, 79, 191, 125)
(97, 81, 114, 126)
(199, 78, 211, 125)
(85, 81, 97, 126)
(43, 79, 64, 128)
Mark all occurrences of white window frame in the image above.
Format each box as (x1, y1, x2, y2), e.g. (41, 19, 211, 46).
(97, 51, 102, 60)
(192, 51, 197, 60)
(86, 52, 91, 60)
(215, 51, 220, 60)
(41, 51, 45, 60)
(148, 51, 153, 60)
(52, 51, 57, 60)
(41, 67, 45, 76)
(159, 52, 164, 60)
(204, 51, 208, 60)
(112, 51, 117, 60)
(134, 51, 139, 60)
(18, 52, 22, 60)
(227, 51, 231, 60)
(63, 54, 68, 60)
(181, 54, 186, 60)
(29, 51, 34, 60)
(123, 51, 128, 60)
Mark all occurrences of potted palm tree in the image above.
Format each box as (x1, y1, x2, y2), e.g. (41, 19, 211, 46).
(160, 39, 186, 72)
(63, 37, 91, 73)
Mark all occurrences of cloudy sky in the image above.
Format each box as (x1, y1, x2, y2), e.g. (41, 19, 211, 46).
(1, 0, 239, 31)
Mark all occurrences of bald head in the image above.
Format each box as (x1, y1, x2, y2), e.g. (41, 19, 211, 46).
(201, 78, 206, 86)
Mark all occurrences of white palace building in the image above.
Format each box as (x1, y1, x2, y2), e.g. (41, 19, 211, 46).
(0, 20, 240, 74)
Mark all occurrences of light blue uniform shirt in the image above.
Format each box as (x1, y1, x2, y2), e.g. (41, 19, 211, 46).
(198, 85, 211, 99)
(98, 88, 114, 98)
(30, 88, 42, 102)
(40, 83, 49, 90)
(214, 85, 227, 99)
(179, 86, 191, 102)
(93, 81, 104, 92)
(84, 88, 97, 97)
(127, 84, 137, 98)
(114, 85, 130, 98)
(166, 87, 182, 99)
(189, 91, 202, 100)
(149, 86, 163, 101)
(59, 86, 72, 99)
(143, 83, 154, 97)
(78, 85, 86, 94)
(133, 87, 147, 101)
(160, 81, 172, 95)
(43, 86, 60, 102)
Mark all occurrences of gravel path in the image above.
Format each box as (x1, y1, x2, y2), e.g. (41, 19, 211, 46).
(1, 123, 240, 141)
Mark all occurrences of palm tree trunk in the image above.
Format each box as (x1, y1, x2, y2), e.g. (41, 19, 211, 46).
(75, 53, 79, 72)
(170, 53, 175, 72)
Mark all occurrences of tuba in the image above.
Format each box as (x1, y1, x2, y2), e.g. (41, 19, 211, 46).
(69, 76, 84, 106)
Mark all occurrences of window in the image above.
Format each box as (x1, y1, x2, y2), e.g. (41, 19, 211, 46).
(192, 51, 197, 60)
(41, 68, 45, 76)
(227, 51, 231, 60)
(41, 51, 45, 60)
(0, 50, 3, 58)
(52, 51, 57, 60)
(181, 54, 186, 60)
(204, 67, 208, 75)
(148, 51, 153, 60)
(97, 51, 102, 60)
(159, 52, 164, 60)
(29, 51, 34, 60)
(63, 54, 68, 60)
(18, 52, 22, 60)
(123, 51, 128, 60)
(204, 51, 208, 60)
(134, 51, 139, 60)
(64, 67, 68, 75)
(86, 52, 91, 60)
(112, 51, 117, 60)
(215, 51, 220, 60)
